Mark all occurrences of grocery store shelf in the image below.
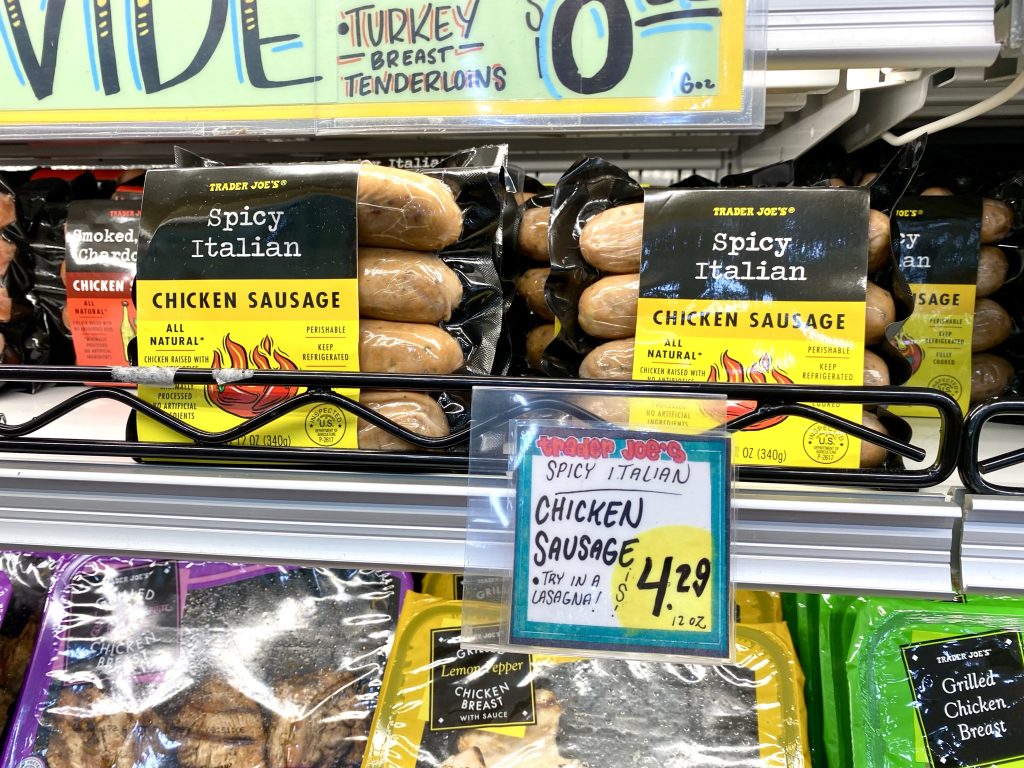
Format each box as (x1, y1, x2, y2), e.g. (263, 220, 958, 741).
(0, 384, 1019, 594)
(735, 487, 958, 597)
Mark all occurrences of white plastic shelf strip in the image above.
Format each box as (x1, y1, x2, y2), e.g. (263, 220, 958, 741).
(0, 459, 960, 596)
(960, 494, 1024, 595)
(765, 0, 997, 70)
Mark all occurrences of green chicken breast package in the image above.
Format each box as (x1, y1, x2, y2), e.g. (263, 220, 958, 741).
(846, 596, 1024, 768)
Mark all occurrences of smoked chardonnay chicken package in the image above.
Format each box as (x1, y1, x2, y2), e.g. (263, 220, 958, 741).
(2, 557, 409, 768)
(0, 552, 70, 744)
(363, 593, 810, 768)
(543, 146, 922, 470)
(64, 192, 142, 369)
(841, 596, 1024, 768)
(131, 148, 507, 453)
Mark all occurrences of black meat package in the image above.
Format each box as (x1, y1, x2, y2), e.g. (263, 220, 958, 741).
(542, 143, 925, 471)
(3, 556, 410, 768)
(0, 171, 104, 380)
(169, 145, 507, 377)
(508, 176, 555, 374)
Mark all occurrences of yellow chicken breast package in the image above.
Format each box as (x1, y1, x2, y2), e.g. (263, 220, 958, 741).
(364, 593, 810, 767)
(421, 574, 783, 624)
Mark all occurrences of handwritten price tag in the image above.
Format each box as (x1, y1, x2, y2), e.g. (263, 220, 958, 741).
(509, 426, 732, 661)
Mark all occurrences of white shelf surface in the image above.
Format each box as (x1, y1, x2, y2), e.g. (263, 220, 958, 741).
(0, 385, 1010, 596)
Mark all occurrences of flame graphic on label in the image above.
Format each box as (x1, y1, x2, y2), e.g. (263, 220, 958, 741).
(206, 335, 299, 419)
(707, 351, 793, 430)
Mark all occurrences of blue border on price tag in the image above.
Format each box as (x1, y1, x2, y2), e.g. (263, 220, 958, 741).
(508, 425, 732, 659)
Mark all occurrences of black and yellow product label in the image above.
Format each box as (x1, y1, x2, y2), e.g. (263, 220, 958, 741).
(135, 164, 361, 448)
(902, 630, 1024, 767)
(429, 627, 536, 731)
(632, 189, 869, 468)
(892, 196, 981, 416)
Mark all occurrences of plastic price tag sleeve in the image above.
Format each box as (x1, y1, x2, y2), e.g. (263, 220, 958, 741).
(463, 387, 735, 664)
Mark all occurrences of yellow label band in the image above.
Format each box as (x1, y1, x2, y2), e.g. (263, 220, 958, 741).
(894, 283, 976, 416)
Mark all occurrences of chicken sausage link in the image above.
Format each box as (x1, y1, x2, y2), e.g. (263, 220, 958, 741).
(358, 391, 450, 451)
(359, 320, 464, 374)
(358, 248, 463, 324)
(578, 273, 639, 339)
(357, 164, 463, 251)
(516, 267, 554, 320)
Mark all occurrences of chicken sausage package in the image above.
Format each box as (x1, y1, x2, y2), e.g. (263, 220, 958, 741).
(64, 193, 142, 369)
(543, 145, 922, 470)
(885, 192, 1020, 415)
(842, 596, 1024, 768)
(0, 552, 70, 744)
(2, 557, 409, 768)
(363, 593, 810, 768)
(131, 147, 507, 454)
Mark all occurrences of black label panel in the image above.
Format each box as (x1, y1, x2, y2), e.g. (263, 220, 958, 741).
(65, 562, 180, 681)
(429, 627, 535, 732)
(138, 164, 359, 281)
(641, 188, 869, 302)
(902, 630, 1024, 767)
(895, 196, 981, 285)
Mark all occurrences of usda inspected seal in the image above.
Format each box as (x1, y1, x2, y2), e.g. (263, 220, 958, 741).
(803, 422, 850, 465)
(929, 374, 962, 401)
(304, 405, 347, 446)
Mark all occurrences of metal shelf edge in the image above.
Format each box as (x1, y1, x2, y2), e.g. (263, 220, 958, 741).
(0, 459, 961, 595)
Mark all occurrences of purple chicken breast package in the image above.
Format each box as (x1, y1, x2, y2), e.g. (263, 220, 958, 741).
(0, 572, 11, 626)
(0, 552, 72, 744)
(3, 557, 409, 768)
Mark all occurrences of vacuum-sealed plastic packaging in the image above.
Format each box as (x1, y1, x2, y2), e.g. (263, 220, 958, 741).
(780, 594, 826, 768)
(509, 183, 555, 373)
(0, 572, 11, 729)
(817, 595, 866, 768)
(544, 148, 922, 470)
(133, 147, 508, 454)
(364, 593, 810, 768)
(845, 596, 1024, 768)
(3, 557, 409, 768)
